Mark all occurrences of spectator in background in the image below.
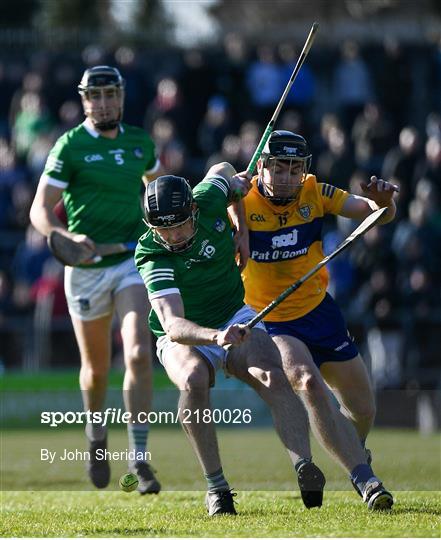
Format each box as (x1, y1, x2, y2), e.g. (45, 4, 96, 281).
(414, 177, 441, 231)
(382, 126, 421, 209)
(144, 77, 188, 148)
(206, 133, 242, 171)
(246, 45, 282, 124)
(11, 225, 51, 286)
(376, 38, 412, 131)
(323, 226, 356, 306)
(352, 102, 394, 176)
(333, 40, 374, 132)
(317, 125, 355, 190)
(151, 116, 180, 154)
(179, 49, 215, 154)
(313, 113, 341, 155)
(30, 258, 76, 370)
(392, 197, 441, 278)
(236, 121, 260, 170)
(197, 95, 232, 157)
(351, 225, 395, 285)
(414, 135, 441, 187)
(0, 270, 14, 334)
(214, 32, 250, 131)
(429, 34, 441, 113)
(278, 110, 304, 137)
(26, 134, 56, 183)
(114, 46, 153, 127)
(9, 181, 34, 232)
(55, 100, 83, 135)
(425, 112, 441, 140)
(0, 140, 28, 229)
(0, 61, 22, 138)
(278, 42, 315, 138)
(363, 268, 403, 390)
(45, 62, 78, 120)
(400, 264, 440, 389)
(8, 71, 44, 130)
(12, 92, 53, 160)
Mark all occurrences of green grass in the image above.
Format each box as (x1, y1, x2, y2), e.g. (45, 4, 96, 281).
(1, 368, 172, 392)
(1, 427, 440, 536)
(1, 490, 440, 537)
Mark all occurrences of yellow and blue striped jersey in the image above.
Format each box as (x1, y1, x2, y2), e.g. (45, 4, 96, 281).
(242, 174, 349, 321)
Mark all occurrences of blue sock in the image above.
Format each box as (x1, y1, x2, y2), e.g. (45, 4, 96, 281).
(360, 438, 366, 449)
(350, 464, 375, 494)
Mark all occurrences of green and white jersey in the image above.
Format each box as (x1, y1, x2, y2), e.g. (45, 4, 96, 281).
(41, 121, 160, 268)
(135, 175, 244, 337)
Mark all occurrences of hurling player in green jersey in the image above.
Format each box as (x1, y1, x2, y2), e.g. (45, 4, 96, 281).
(135, 165, 327, 515)
(30, 66, 161, 493)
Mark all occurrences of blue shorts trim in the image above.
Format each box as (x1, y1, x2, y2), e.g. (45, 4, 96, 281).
(264, 293, 359, 368)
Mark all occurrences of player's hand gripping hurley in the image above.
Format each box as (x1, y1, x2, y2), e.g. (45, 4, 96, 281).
(246, 22, 319, 176)
(245, 207, 388, 329)
(48, 230, 137, 266)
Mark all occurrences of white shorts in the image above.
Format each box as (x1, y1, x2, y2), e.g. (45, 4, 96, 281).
(156, 304, 266, 373)
(64, 257, 144, 321)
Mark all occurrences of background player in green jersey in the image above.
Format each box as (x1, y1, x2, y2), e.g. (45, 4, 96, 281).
(29, 66, 161, 493)
(136, 167, 328, 515)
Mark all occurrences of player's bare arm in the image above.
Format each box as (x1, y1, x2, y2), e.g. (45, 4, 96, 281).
(228, 201, 250, 272)
(151, 293, 250, 347)
(209, 162, 251, 270)
(340, 176, 399, 225)
(30, 180, 96, 257)
(142, 163, 165, 186)
(206, 162, 251, 203)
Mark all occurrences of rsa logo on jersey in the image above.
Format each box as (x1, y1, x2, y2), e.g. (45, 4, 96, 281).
(251, 228, 308, 262)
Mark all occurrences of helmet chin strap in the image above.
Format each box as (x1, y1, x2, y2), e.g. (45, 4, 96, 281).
(92, 118, 120, 131)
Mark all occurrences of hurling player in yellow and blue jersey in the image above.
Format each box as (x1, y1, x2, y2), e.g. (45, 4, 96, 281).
(242, 130, 399, 510)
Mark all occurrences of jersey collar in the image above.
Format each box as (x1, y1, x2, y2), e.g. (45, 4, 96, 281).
(82, 120, 124, 138)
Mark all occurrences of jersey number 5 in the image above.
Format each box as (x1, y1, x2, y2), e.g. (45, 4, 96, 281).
(114, 153, 124, 165)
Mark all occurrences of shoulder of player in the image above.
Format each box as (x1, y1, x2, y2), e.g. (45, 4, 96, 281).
(54, 124, 83, 146)
(302, 174, 331, 200)
(193, 174, 230, 203)
(52, 123, 99, 152)
(120, 123, 153, 144)
(137, 230, 161, 256)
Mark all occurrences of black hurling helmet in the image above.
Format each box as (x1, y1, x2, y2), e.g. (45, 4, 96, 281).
(260, 130, 312, 204)
(78, 65, 125, 131)
(144, 175, 197, 252)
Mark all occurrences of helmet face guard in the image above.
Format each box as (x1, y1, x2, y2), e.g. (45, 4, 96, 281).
(144, 175, 198, 253)
(152, 213, 199, 253)
(78, 66, 125, 131)
(259, 130, 312, 205)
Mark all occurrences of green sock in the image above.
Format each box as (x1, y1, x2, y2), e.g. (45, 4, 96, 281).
(127, 424, 149, 461)
(205, 467, 230, 492)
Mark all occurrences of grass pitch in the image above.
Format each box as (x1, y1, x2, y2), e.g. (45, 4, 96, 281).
(1, 427, 440, 537)
(2, 490, 440, 538)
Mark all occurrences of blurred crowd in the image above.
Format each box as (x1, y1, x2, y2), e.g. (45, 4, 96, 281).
(1, 35, 440, 389)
